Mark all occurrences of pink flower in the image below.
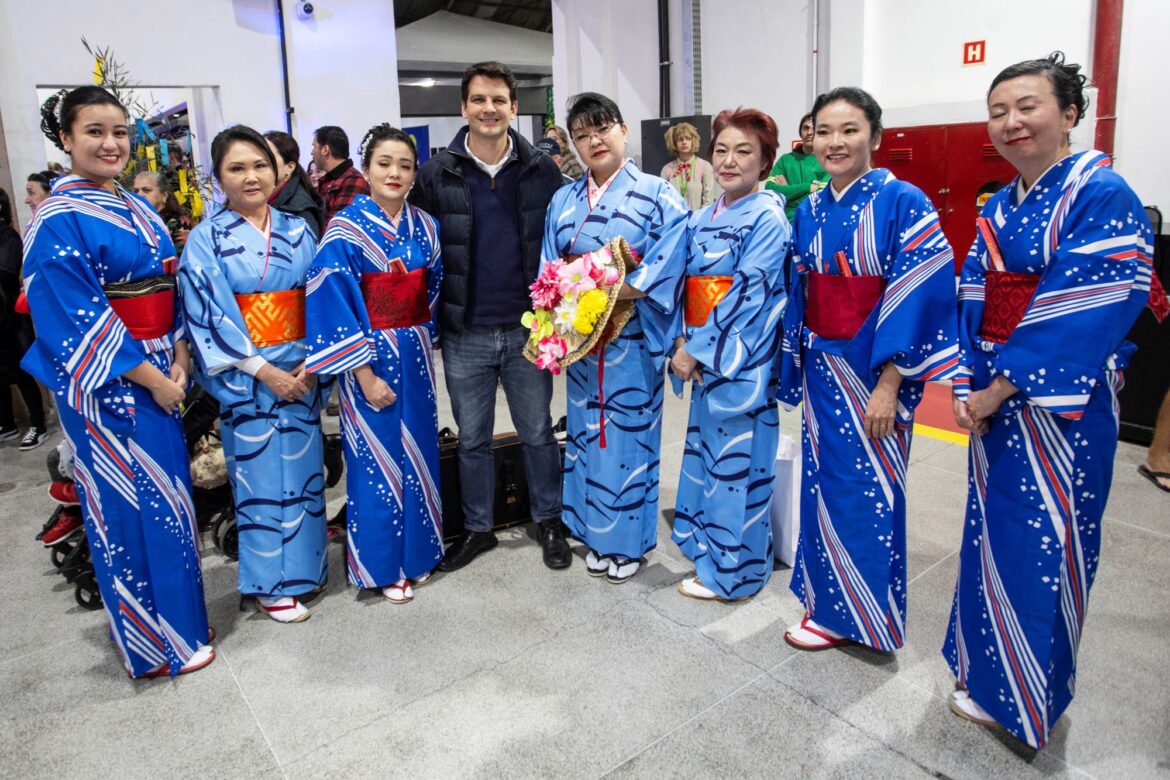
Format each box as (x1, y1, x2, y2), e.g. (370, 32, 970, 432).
(535, 334, 567, 374)
(556, 256, 597, 297)
(585, 247, 615, 283)
(601, 265, 621, 285)
(529, 276, 561, 309)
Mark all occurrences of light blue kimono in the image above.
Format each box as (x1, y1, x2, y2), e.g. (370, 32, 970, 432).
(540, 161, 688, 559)
(179, 205, 329, 598)
(22, 176, 209, 677)
(305, 196, 445, 587)
(633, 191, 790, 598)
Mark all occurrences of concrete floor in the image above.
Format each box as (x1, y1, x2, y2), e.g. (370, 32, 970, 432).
(1, 365, 1168, 779)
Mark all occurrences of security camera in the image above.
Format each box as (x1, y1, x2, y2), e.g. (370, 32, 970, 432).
(296, 2, 314, 20)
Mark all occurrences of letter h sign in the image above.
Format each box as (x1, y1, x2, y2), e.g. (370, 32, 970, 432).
(963, 40, 986, 65)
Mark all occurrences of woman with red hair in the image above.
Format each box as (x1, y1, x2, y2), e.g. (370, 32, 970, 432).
(632, 108, 790, 600)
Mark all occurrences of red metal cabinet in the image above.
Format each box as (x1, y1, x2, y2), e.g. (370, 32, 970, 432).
(873, 122, 1016, 267)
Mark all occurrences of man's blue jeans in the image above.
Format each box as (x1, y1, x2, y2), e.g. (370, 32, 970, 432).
(441, 324, 563, 533)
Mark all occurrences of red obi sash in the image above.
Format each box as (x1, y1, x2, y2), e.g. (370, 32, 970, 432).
(105, 275, 176, 340)
(979, 271, 1040, 344)
(684, 276, 733, 327)
(361, 268, 430, 330)
(234, 288, 306, 347)
(805, 270, 886, 340)
(109, 291, 175, 340)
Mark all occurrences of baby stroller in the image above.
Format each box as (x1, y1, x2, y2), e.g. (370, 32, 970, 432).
(182, 386, 238, 558)
(36, 442, 102, 610)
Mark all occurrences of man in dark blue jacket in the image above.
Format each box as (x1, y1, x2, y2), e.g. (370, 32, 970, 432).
(411, 61, 570, 572)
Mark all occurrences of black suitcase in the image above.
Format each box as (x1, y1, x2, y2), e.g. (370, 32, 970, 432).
(438, 417, 566, 543)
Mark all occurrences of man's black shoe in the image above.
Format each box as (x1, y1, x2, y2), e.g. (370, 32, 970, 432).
(539, 519, 572, 570)
(438, 531, 498, 572)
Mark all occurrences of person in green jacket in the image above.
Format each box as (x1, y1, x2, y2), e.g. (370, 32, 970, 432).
(765, 113, 828, 220)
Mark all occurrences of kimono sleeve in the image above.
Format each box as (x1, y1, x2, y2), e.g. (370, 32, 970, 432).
(777, 200, 814, 409)
(424, 214, 443, 347)
(177, 222, 260, 377)
(994, 174, 1152, 419)
(159, 236, 188, 346)
(539, 188, 566, 270)
(303, 226, 375, 375)
(952, 216, 993, 402)
(22, 210, 147, 402)
(628, 182, 690, 358)
(685, 201, 790, 382)
(625, 188, 689, 320)
(869, 185, 959, 384)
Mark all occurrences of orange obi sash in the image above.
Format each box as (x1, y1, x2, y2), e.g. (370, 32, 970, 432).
(805, 270, 886, 340)
(234, 288, 306, 347)
(105, 275, 176, 340)
(979, 271, 1040, 344)
(684, 276, 733, 327)
(361, 268, 430, 330)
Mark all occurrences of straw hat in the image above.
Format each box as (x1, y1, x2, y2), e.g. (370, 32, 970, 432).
(523, 236, 640, 370)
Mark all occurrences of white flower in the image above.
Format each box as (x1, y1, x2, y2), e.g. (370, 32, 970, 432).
(553, 297, 577, 335)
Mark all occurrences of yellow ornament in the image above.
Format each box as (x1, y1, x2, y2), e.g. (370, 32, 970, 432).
(572, 288, 608, 335)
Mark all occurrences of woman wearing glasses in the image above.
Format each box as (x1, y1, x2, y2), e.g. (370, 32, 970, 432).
(541, 93, 688, 584)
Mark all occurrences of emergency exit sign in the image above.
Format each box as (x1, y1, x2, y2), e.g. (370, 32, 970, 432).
(963, 40, 986, 65)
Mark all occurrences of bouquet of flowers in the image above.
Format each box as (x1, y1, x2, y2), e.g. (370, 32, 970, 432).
(522, 236, 639, 374)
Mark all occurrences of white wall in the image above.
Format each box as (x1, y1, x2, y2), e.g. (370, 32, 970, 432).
(551, 0, 813, 162)
(283, 1, 400, 164)
(0, 0, 400, 226)
(552, 0, 685, 166)
(1115, 0, 1170, 217)
(824, 0, 1095, 150)
(854, 0, 1092, 115)
(699, 0, 811, 148)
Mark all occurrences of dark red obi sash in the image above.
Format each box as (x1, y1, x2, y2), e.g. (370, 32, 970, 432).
(979, 271, 1040, 344)
(805, 270, 886, 340)
(361, 268, 430, 330)
(684, 276, 733, 327)
(105, 275, 176, 340)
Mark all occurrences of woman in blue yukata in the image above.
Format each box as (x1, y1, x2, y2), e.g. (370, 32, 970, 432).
(633, 108, 792, 601)
(779, 88, 959, 651)
(21, 86, 213, 677)
(180, 125, 329, 624)
(305, 124, 444, 605)
(541, 92, 689, 584)
(946, 53, 1168, 748)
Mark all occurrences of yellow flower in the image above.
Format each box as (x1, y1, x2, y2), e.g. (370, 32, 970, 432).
(573, 288, 609, 335)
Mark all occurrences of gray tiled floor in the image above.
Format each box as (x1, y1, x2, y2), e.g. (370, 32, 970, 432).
(1, 366, 1168, 779)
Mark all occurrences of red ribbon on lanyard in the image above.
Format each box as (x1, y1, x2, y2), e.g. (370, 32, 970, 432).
(597, 335, 608, 449)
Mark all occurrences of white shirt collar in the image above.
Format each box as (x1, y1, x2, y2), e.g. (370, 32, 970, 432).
(465, 134, 514, 178)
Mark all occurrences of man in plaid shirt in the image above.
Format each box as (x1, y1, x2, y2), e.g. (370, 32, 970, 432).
(311, 125, 370, 223)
